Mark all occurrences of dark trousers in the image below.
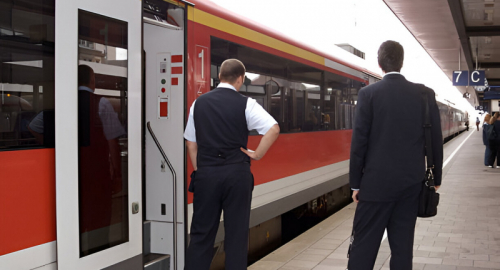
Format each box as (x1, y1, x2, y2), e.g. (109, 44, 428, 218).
(485, 145, 491, 166)
(347, 186, 420, 270)
(489, 140, 500, 167)
(185, 163, 253, 270)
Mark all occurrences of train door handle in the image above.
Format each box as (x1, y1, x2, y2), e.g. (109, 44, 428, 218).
(132, 202, 139, 214)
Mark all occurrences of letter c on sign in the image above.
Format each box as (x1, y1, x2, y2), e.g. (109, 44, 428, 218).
(471, 71, 480, 83)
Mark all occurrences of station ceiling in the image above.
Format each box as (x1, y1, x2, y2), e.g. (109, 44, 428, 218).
(384, 0, 500, 108)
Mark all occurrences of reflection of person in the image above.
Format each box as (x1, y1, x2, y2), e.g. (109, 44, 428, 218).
(78, 65, 126, 255)
(488, 112, 500, 168)
(27, 110, 55, 147)
(302, 111, 317, 131)
(483, 114, 492, 166)
(184, 59, 279, 270)
(324, 113, 331, 130)
(348, 41, 443, 270)
(28, 111, 44, 144)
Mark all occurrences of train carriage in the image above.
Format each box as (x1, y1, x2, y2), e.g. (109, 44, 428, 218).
(0, 0, 467, 270)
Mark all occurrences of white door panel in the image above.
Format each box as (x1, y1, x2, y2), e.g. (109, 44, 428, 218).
(55, 1, 142, 269)
(144, 22, 185, 224)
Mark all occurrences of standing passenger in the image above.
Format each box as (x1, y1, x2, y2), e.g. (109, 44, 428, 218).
(348, 41, 443, 270)
(476, 116, 481, 131)
(184, 59, 280, 270)
(483, 114, 492, 166)
(488, 112, 500, 168)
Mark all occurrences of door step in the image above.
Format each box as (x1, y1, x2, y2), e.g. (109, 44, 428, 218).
(144, 253, 170, 270)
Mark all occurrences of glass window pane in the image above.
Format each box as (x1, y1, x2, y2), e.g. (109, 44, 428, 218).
(303, 84, 321, 131)
(0, 1, 55, 150)
(78, 10, 128, 257)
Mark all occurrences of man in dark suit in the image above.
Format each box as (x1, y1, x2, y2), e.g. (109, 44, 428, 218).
(347, 41, 443, 269)
(184, 59, 280, 270)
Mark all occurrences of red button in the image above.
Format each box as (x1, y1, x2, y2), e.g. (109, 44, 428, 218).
(160, 102, 168, 117)
(161, 88, 165, 93)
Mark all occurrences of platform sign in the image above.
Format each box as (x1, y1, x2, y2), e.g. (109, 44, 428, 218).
(469, 70, 486, 86)
(452, 70, 469, 86)
(452, 70, 486, 86)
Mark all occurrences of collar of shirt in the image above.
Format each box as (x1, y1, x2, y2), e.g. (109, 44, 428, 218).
(384, 71, 402, 77)
(217, 82, 237, 91)
(78, 86, 93, 93)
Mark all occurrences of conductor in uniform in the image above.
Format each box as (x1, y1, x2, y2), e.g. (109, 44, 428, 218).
(184, 59, 280, 270)
(347, 41, 443, 269)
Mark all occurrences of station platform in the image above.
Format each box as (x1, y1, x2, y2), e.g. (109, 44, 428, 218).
(249, 129, 500, 270)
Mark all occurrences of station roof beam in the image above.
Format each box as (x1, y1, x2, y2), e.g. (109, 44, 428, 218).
(384, 0, 500, 107)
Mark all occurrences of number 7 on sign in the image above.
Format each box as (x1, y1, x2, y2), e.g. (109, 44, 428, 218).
(454, 71, 462, 83)
(452, 70, 468, 86)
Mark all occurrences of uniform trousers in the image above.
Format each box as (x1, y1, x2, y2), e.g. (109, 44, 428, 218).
(186, 162, 253, 270)
(347, 185, 420, 270)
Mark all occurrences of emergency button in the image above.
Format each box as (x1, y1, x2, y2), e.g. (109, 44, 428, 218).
(160, 98, 168, 118)
(161, 88, 165, 93)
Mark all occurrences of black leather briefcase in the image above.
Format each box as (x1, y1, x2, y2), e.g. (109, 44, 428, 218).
(418, 88, 439, 218)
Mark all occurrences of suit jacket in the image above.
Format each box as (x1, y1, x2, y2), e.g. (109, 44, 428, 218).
(349, 74, 443, 201)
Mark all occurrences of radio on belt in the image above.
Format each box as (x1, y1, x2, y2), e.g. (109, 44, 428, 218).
(157, 53, 170, 119)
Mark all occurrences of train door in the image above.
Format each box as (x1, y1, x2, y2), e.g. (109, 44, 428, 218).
(55, 1, 143, 269)
(143, 1, 188, 270)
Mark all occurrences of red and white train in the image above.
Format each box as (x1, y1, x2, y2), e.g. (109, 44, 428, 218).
(0, 0, 467, 270)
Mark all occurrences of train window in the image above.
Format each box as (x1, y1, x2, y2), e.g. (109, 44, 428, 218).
(210, 36, 365, 134)
(77, 10, 129, 257)
(0, 0, 55, 150)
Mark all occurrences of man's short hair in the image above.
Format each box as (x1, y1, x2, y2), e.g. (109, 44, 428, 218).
(78, 65, 94, 86)
(378, 41, 404, 73)
(219, 59, 246, 84)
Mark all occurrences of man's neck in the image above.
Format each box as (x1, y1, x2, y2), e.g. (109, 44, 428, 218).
(218, 82, 238, 91)
(383, 71, 401, 77)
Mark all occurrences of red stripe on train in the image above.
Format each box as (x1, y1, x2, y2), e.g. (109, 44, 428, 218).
(0, 149, 56, 256)
(186, 130, 352, 204)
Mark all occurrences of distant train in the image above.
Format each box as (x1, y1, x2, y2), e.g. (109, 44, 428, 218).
(437, 101, 469, 141)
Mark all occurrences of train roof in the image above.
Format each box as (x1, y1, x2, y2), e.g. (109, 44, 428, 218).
(188, 0, 382, 80)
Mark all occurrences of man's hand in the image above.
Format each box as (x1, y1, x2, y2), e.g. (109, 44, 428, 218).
(435, 185, 440, 191)
(240, 124, 279, 161)
(241, 148, 261, 160)
(352, 190, 360, 203)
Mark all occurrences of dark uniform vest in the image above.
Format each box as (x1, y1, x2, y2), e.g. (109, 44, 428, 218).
(194, 87, 250, 167)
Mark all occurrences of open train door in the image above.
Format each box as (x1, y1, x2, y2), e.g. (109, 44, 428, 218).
(142, 1, 191, 270)
(55, 0, 143, 269)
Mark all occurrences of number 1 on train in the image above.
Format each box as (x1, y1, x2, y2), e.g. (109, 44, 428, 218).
(198, 49, 204, 79)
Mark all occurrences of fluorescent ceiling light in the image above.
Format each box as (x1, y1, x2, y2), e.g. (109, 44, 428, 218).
(4, 60, 43, 68)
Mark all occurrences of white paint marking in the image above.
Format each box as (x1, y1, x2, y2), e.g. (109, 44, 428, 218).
(443, 131, 474, 168)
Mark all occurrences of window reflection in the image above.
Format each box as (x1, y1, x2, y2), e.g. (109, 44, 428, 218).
(209, 36, 365, 134)
(78, 10, 129, 257)
(0, 0, 55, 149)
